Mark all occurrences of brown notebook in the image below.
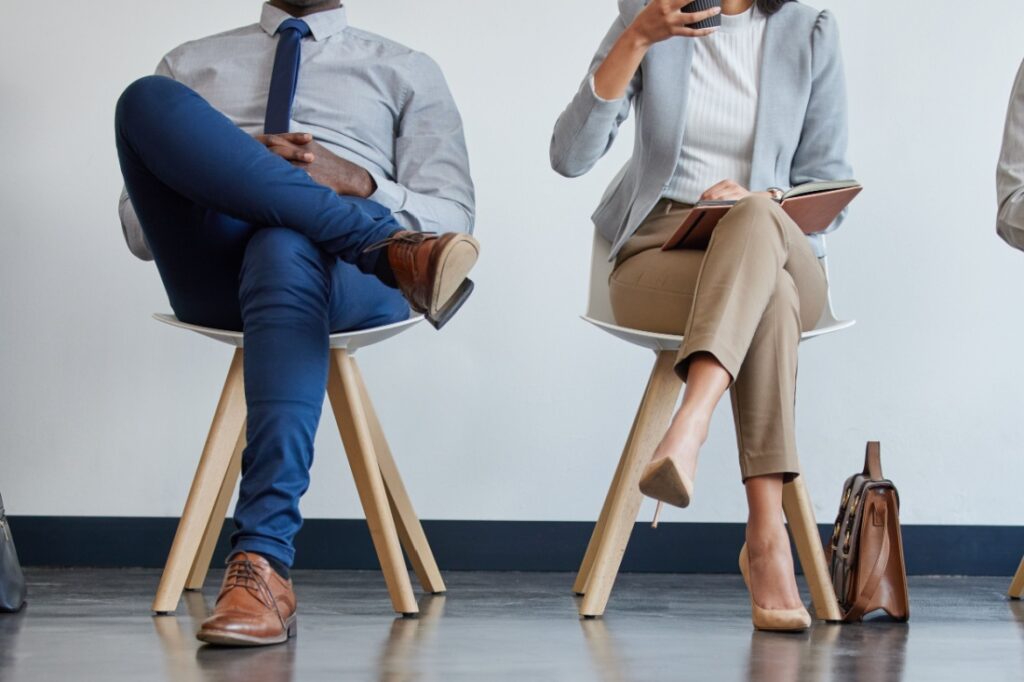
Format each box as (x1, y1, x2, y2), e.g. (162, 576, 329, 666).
(662, 180, 863, 250)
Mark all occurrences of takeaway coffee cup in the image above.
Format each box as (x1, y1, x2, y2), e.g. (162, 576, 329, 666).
(681, 0, 723, 29)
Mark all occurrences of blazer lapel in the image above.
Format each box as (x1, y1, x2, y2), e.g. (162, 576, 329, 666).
(642, 36, 694, 182)
(750, 9, 800, 190)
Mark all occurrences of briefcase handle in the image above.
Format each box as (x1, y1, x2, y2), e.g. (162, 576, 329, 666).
(863, 441, 883, 481)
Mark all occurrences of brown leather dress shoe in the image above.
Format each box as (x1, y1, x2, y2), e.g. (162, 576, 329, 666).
(368, 230, 480, 329)
(196, 552, 297, 647)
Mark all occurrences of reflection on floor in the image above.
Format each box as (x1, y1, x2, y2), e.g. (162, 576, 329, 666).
(2, 569, 1023, 681)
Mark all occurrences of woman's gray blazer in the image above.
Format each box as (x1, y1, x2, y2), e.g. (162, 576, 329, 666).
(550, 0, 852, 260)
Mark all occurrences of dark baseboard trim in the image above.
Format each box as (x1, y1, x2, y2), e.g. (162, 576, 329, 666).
(7, 517, 1023, 576)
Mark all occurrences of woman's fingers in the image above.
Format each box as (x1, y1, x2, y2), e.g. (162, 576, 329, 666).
(702, 179, 749, 200)
(702, 180, 732, 199)
(635, 0, 718, 45)
(672, 25, 717, 37)
(671, 5, 720, 36)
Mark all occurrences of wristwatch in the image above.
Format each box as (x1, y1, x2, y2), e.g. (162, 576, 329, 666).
(766, 187, 784, 201)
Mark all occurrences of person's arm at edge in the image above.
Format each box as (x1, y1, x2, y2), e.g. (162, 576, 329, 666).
(997, 59, 1024, 251)
(365, 53, 474, 235)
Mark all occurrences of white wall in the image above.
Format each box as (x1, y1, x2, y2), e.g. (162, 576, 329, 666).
(0, 0, 1022, 527)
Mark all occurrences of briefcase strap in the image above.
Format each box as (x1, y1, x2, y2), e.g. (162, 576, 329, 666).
(843, 504, 891, 622)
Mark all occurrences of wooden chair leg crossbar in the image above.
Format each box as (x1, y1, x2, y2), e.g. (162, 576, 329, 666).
(573, 350, 843, 621)
(152, 348, 445, 616)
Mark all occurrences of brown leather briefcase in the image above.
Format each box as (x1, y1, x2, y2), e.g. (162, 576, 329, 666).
(826, 442, 909, 622)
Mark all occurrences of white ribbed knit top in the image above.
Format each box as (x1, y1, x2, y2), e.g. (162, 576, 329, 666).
(663, 5, 767, 203)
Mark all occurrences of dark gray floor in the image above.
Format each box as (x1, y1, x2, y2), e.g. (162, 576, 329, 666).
(2, 569, 1023, 681)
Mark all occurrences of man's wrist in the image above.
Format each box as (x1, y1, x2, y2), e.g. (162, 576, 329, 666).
(362, 170, 377, 199)
(364, 171, 406, 212)
(330, 168, 376, 199)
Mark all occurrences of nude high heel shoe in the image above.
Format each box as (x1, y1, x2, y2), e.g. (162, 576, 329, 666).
(639, 456, 694, 527)
(738, 544, 812, 633)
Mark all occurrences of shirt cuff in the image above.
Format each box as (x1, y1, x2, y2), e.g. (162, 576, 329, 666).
(367, 172, 407, 212)
(588, 74, 622, 104)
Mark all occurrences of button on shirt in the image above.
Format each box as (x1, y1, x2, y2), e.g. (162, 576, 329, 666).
(119, 3, 475, 260)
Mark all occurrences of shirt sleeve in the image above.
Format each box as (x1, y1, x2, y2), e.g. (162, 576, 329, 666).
(118, 57, 176, 261)
(368, 54, 475, 234)
(997, 58, 1024, 251)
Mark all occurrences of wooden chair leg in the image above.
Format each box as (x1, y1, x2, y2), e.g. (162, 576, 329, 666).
(152, 349, 247, 614)
(1008, 555, 1024, 598)
(783, 475, 843, 622)
(184, 425, 245, 591)
(579, 351, 682, 618)
(351, 360, 446, 595)
(574, 415, 638, 596)
(327, 349, 418, 616)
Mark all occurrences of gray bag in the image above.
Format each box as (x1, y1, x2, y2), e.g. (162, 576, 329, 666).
(0, 492, 26, 612)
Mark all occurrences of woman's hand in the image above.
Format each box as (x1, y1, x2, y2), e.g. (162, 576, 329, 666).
(629, 0, 721, 48)
(701, 179, 756, 201)
(593, 1, 719, 101)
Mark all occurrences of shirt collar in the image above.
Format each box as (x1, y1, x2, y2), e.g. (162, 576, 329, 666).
(718, 4, 761, 33)
(259, 3, 348, 42)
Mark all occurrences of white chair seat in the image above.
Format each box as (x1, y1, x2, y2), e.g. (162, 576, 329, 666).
(582, 315, 856, 351)
(581, 316, 685, 352)
(800, 318, 857, 340)
(153, 313, 424, 352)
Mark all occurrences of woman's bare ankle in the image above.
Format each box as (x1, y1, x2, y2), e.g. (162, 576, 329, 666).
(744, 519, 803, 610)
(745, 515, 788, 553)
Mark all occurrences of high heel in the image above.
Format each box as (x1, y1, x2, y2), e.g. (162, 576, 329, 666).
(638, 456, 694, 523)
(738, 544, 812, 633)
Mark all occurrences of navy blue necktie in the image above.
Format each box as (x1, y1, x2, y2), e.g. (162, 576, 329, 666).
(264, 18, 312, 134)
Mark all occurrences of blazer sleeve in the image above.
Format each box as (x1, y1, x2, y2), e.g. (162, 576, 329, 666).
(789, 10, 853, 233)
(997, 59, 1024, 251)
(550, 12, 640, 178)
